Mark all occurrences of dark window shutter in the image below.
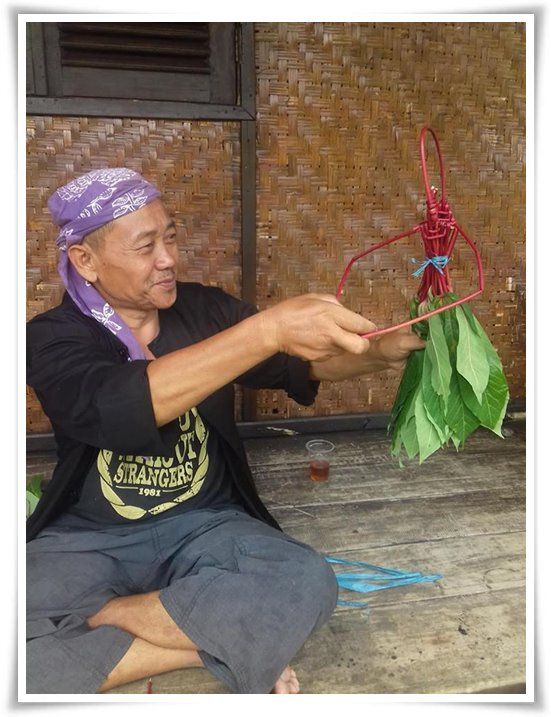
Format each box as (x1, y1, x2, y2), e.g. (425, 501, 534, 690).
(27, 21, 237, 108)
(57, 22, 211, 74)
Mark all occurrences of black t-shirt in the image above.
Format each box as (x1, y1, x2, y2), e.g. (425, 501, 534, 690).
(66, 306, 242, 524)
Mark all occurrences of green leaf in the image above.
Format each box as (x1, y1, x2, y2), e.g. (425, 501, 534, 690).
(458, 366, 509, 436)
(413, 390, 443, 463)
(27, 474, 43, 499)
(455, 307, 490, 403)
(391, 410, 410, 452)
(445, 369, 481, 445)
(388, 349, 424, 433)
(441, 424, 454, 444)
(391, 432, 403, 456)
(446, 296, 504, 372)
(455, 297, 484, 332)
(421, 348, 449, 442)
(391, 380, 422, 461)
(462, 309, 505, 373)
(26, 491, 40, 517)
(440, 304, 459, 361)
(425, 312, 452, 406)
(410, 297, 428, 340)
(401, 414, 420, 459)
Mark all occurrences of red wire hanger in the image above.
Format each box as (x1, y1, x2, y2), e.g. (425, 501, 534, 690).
(336, 126, 485, 339)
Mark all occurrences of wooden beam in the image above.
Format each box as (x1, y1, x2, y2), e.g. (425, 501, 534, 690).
(26, 96, 254, 120)
(238, 23, 256, 116)
(240, 120, 257, 308)
(239, 23, 258, 422)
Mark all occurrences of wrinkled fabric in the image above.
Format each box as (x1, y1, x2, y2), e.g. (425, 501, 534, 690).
(27, 507, 338, 694)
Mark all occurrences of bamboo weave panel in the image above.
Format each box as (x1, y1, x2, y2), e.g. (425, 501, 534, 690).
(254, 21, 526, 419)
(26, 22, 526, 431)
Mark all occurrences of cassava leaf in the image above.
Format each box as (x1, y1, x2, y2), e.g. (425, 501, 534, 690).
(420, 348, 448, 442)
(425, 312, 452, 406)
(461, 306, 505, 372)
(440, 302, 459, 359)
(388, 349, 424, 433)
(27, 474, 43, 499)
(455, 307, 490, 403)
(401, 414, 420, 459)
(26, 491, 40, 518)
(391, 432, 403, 456)
(389, 291, 507, 464)
(457, 367, 509, 436)
(391, 381, 421, 460)
(450, 432, 461, 451)
(413, 390, 443, 463)
(445, 369, 480, 446)
(409, 297, 419, 319)
(445, 297, 506, 435)
(410, 296, 428, 340)
(447, 295, 504, 371)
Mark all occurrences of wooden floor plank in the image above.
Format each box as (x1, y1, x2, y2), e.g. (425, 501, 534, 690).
(290, 587, 526, 694)
(108, 586, 525, 695)
(259, 464, 524, 511)
(269, 488, 524, 554)
(246, 429, 525, 508)
(328, 531, 525, 611)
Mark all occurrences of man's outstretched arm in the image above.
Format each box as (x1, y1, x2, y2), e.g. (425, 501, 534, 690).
(147, 293, 376, 427)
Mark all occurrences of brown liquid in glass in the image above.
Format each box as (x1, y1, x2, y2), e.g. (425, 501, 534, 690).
(309, 459, 330, 482)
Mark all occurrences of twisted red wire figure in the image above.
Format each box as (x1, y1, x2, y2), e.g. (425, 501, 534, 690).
(336, 127, 484, 339)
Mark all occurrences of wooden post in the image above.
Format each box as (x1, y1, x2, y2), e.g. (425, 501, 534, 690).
(239, 24, 258, 422)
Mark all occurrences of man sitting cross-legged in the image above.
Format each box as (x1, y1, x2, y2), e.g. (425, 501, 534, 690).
(26, 169, 424, 694)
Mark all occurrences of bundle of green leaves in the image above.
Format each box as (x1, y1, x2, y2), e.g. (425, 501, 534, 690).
(388, 293, 509, 464)
(26, 474, 43, 518)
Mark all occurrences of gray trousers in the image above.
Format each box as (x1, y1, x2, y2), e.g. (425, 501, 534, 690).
(26, 506, 338, 694)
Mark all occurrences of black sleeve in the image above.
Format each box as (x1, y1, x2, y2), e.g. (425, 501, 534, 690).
(26, 315, 178, 455)
(203, 286, 320, 407)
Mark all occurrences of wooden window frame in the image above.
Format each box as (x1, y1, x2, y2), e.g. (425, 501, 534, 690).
(26, 22, 255, 121)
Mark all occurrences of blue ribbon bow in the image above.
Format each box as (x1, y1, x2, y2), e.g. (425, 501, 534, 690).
(411, 254, 450, 278)
(325, 556, 443, 607)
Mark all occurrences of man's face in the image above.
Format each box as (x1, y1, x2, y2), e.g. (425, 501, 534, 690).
(87, 199, 179, 312)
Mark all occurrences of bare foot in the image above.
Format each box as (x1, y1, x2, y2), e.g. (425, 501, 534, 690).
(271, 665, 300, 694)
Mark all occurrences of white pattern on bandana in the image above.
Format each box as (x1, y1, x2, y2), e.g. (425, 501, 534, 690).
(111, 189, 148, 218)
(57, 169, 137, 202)
(91, 303, 123, 334)
(78, 187, 117, 218)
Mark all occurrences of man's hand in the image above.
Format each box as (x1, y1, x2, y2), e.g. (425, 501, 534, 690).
(260, 294, 377, 362)
(370, 325, 427, 371)
(309, 325, 426, 382)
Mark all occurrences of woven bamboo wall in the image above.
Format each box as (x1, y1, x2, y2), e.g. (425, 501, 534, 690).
(26, 21, 525, 432)
(254, 21, 526, 419)
(26, 117, 242, 432)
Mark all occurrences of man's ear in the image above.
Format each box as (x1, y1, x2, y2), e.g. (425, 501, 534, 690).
(67, 243, 99, 283)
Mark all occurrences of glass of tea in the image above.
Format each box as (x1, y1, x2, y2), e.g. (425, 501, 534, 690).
(305, 439, 335, 482)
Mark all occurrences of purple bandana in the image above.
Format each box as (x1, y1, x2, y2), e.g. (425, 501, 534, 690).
(48, 168, 162, 360)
